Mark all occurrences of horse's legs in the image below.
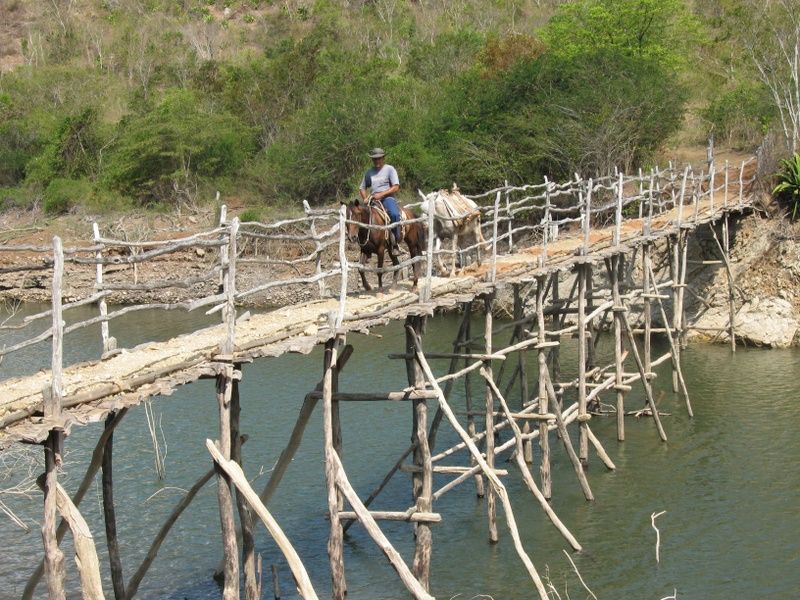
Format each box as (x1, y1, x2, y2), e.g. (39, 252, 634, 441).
(377, 247, 384, 289)
(475, 224, 483, 266)
(435, 237, 447, 277)
(450, 234, 457, 277)
(389, 247, 400, 285)
(359, 253, 371, 291)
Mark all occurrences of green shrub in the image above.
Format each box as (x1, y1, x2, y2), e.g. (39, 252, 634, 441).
(238, 208, 261, 222)
(102, 89, 256, 203)
(773, 154, 800, 220)
(703, 83, 774, 149)
(43, 178, 93, 215)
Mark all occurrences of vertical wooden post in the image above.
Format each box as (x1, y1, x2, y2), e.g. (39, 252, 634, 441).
(549, 271, 563, 409)
(614, 173, 623, 246)
(723, 215, 736, 352)
(483, 295, 498, 543)
(541, 178, 551, 267)
(424, 200, 435, 302)
(304, 200, 327, 299)
(102, 412, 125, 600)
(585, 263, 596, 371)
(614, 253, 627, 443)
(43, 236, 66, 600)
(577, 263, 589, 467)
(406, 316, 433, 590)
(462, 303, 485, 498)
(505, 181, 513, 253)
(216, 219, 239, 600)
(322, 338, 346, 599)
(337, 205, 349, 324)
(231, 376, 258, 600)
(738, 161, 745, 208)
(582, 179, 592, 255)
(92, 223, 110, 354)
(535, 276, 551, 497)
(514, 286, 533, 465)
(669, 235, 681, 393)
(491, 193, 500, 282)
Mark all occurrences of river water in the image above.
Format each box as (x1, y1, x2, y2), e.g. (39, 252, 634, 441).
(1, 305, 798, 599)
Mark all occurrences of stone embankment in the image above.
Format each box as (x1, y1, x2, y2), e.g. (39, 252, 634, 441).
(686, 213, 800, 348)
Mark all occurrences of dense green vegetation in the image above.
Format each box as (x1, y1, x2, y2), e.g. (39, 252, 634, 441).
(0, 0, 784, 213)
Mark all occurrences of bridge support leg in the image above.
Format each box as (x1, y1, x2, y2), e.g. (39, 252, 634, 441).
(102, 412, 126, 600)
(483, 294, 499, 543)
(511, 284, 534, 465)
(535, 276, 552, 498)
(231, 376, 258, 600)
(406, 316, 433, 590)
(462, 302, 485, 498)
(577, 263, 589, 467)
(215, 364, 240, 600)
(322, 336, 347, 599)
(669, 235, 682, 392)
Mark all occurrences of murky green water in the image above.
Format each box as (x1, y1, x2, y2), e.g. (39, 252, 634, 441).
(1, 305, 799, 599)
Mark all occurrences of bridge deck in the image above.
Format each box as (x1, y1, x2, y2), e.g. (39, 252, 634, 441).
(0, 196, 744, 448)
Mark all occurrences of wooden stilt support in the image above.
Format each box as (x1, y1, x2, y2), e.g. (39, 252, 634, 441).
(322, 337, 346, 599)
(102, 412, 125, 600)
(36, 477, 105, 600)
(483, 294, 499, 543)
(206, 441, 319, 600)
(231, 377, 259, 600)
(463, 302, 485, 498)
(408, 328, 548, 600)
(513, 285, 533, 464)
(710, 217, 737, 352)
(615, 253, 628, 442)
(215, 218, 239, 600)
(482, 371, 581, 551)
(406, 316, 433, 590)
(577, 264, 589, 466)
(669, 235, 681, 392)
(605, 259, 668, 442)
(43, 236, 66, 600)
(535, 276, 551, 498)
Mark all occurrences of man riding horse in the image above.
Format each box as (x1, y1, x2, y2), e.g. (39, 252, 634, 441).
(359, 147, 402, 253)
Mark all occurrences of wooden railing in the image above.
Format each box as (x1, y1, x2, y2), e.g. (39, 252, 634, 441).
(0, 159, 756, 378)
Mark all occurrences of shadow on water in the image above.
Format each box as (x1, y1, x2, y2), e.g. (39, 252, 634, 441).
(1, 305, 799, 599)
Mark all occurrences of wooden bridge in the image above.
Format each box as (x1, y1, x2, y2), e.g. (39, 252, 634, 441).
(1, 158, 758, 599)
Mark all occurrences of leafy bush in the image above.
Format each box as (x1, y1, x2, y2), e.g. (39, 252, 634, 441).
(43, 178, 93, 215)
(703, 83, 774, 148)
(102, 90, 256, 203)
(25, 108, 102, 185)
(773, 154, 800, 220)
(238, 208, 261, 222)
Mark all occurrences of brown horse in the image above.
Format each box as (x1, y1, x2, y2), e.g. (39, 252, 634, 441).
(345, 199, 424, 291)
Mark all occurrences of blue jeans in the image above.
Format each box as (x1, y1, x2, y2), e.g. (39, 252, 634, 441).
(380, 196, 401, 242)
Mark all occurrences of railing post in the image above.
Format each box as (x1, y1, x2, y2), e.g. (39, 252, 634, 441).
(337, 205, 349, 325)
(224, 218, 239, 347)
(304, 200, 327, 299)
(637, 168, 644, 219)
(668, 161, 677, 211)
(43, 236, 66, 600)
(541, 177, 551, 267)
(677, 166, 689, 228)
(582, 178, 592, 255)
(92, 223, 110, 354)
(709, 164, 716, 217)
(738, 161, 745, 208)
(423, 199, 435, 303)
(613, 172, 623, 246)
(724, 160, 730, 209)
(505, 180, 513, 253)
(491, 192, 500, 283)
(218, 204, 228, 292)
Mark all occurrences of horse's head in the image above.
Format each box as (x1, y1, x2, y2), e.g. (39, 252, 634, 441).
(417, 190, 440, 215)
(344, 199, 367, 244)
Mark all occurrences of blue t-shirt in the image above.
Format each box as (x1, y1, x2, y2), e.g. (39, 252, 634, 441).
(360, 164, 400, 195)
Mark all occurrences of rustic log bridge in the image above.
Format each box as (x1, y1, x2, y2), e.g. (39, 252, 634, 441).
(1, 159, 758, 599)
